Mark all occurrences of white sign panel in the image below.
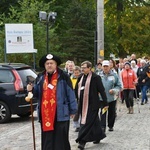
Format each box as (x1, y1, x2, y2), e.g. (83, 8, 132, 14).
(5, 24, 36, 53)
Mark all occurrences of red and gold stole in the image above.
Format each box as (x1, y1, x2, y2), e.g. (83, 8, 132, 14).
(41, 71, 58, 131)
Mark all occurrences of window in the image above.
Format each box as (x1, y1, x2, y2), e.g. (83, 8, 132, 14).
(17, 69, 37, 85)
(0, 70, 14, 83)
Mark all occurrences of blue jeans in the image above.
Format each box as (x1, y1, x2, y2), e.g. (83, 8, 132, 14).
(141, 85, 149, 103)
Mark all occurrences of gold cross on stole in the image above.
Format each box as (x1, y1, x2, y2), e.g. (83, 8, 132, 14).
(43, 100, 48, 107)
(50, 98, 55, 106)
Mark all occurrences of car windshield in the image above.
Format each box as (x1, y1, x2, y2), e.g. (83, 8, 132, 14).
(17, 68, 37, 86)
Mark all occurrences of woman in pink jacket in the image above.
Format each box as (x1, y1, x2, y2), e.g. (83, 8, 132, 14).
(121, 62, 137, 114)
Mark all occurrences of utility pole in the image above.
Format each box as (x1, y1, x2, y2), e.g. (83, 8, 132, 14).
(94, 0, 98, 67)
(97, 0, 104, 61)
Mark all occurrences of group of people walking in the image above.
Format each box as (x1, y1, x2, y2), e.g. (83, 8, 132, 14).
(27, 53, 150, 150)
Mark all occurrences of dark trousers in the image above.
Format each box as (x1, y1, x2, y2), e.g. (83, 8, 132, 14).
(123, 89, 134, 108)
(100, 100, 116, 129)
(41, 121, 70, 150)
(134, 85, 140, 99)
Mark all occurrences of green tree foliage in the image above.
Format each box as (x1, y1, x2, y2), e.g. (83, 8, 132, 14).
(0, 0, 19, 15)
(55, 0, 96, 64)
(0, 0, 149, 66)
(0, 0, 96, 65)
(104, 0, 150, 58)
(0, 0, 51, 65)
(121, 4, 150, 56)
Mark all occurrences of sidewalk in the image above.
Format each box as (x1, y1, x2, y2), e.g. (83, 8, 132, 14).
(69, 99, 150, 150)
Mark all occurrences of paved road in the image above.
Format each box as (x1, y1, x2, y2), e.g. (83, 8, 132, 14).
(1, 98, 150, 150)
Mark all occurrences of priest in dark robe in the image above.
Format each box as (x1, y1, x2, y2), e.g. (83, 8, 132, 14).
(27, 54, 77, 150)
(75, 61, 108, 150)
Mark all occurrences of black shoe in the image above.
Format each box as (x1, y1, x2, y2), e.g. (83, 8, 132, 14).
(109, 127, 114, 131)
(145, 100, 148, 104)
(141, 102, 144, 105)
(93, 140, 100, 144)
(78, 142, 85, 150)
(75, 127, 80, 132)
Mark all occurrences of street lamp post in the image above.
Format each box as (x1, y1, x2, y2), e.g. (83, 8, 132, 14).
(39, 11, 57, 54)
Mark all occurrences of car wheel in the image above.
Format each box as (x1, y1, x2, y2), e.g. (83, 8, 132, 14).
(17, 112, 31, 118)
(0, 101, 11, 123)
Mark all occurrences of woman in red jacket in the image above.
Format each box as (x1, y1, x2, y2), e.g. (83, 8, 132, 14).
(121, 62, 137, 114)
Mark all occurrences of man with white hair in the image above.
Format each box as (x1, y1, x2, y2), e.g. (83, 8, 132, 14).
(131, 60, 138, 74)
(67, 61, 75, 76)
(99, 60, 122, 131)
(130, 53, 137, 64)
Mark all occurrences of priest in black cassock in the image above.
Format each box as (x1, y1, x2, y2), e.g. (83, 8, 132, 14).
(75, 61, 108, 150)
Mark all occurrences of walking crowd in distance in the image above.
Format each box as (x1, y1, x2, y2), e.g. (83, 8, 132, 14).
(64, 53, 150, 149)
(27, 53, 150, 150)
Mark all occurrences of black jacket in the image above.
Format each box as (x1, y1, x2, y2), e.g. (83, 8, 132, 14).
(75, 72, 108, 112)
(137, 64, 150, 86)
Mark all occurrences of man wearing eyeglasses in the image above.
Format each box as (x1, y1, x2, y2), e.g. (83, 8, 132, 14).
(75, 61, 108, 150)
